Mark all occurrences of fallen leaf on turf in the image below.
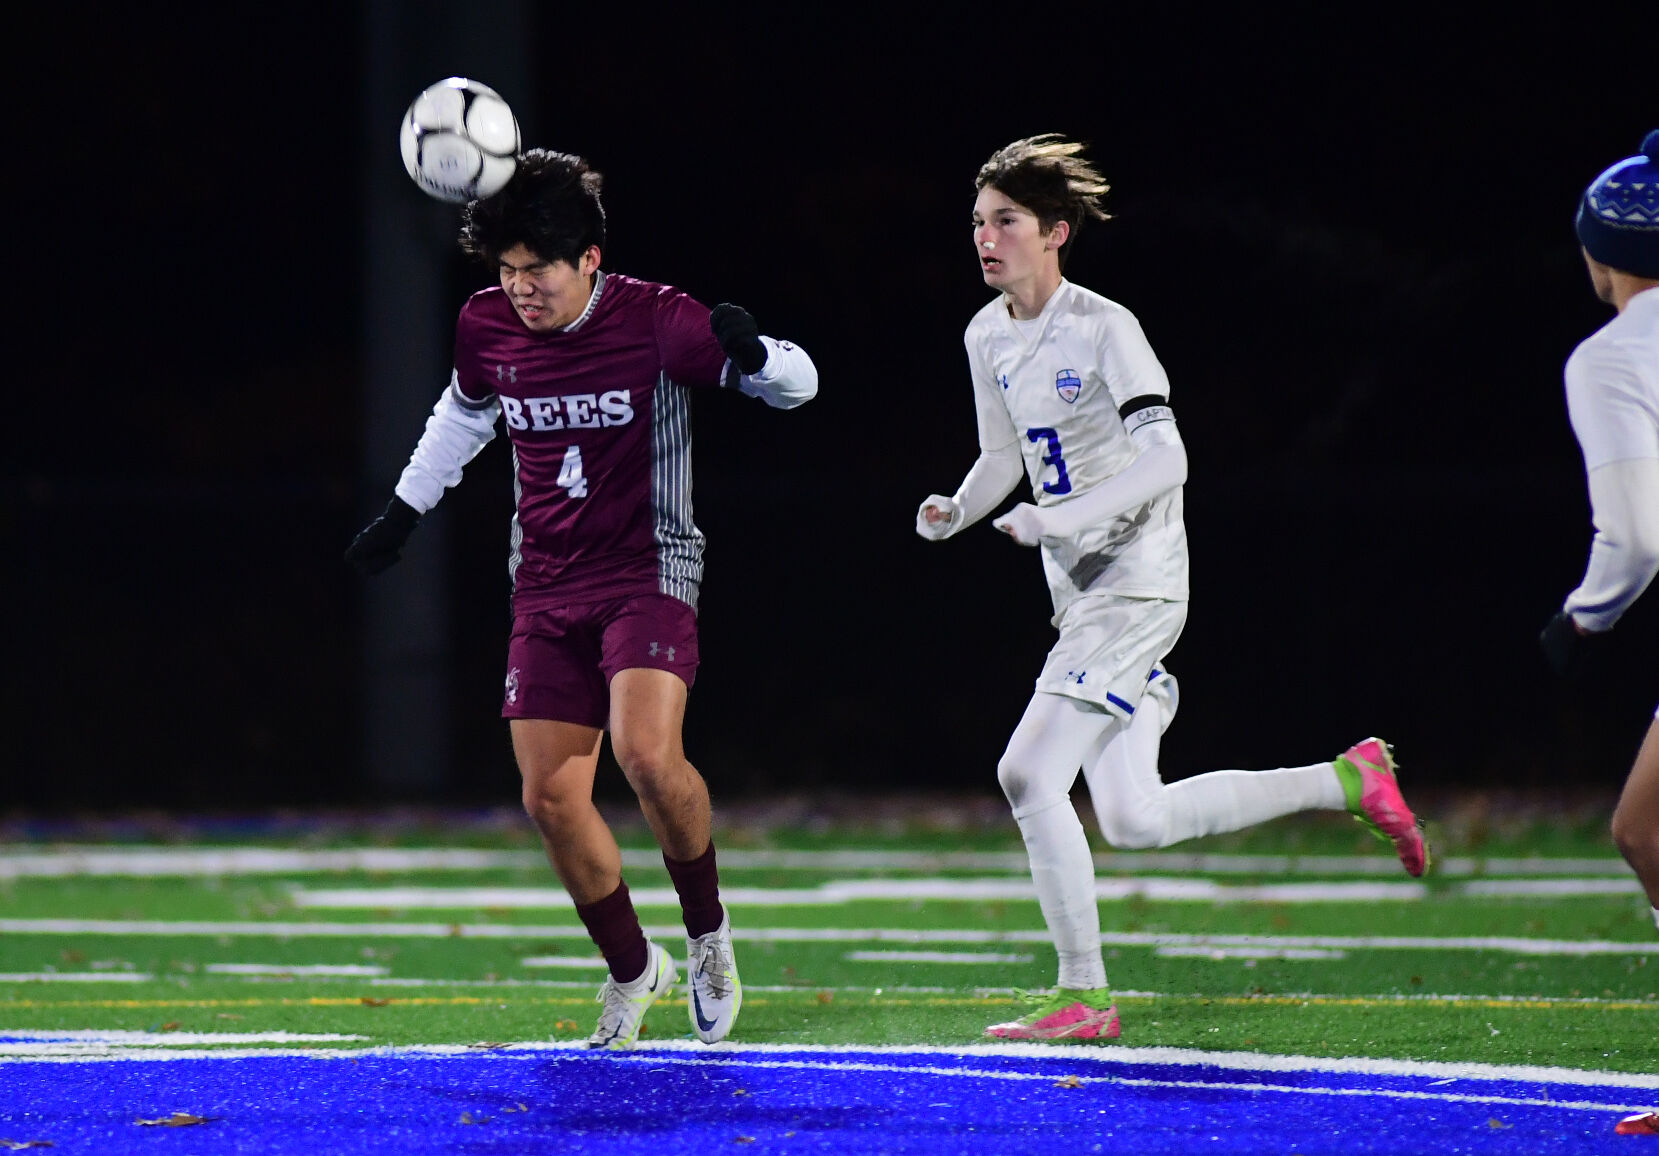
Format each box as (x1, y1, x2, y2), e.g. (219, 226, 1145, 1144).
(732, 1089, 748, 1097)
(0, 1140, 54, 1149)
(135, 1114, 217, 1128)
(735, 1138, 755, 1144)
(466, 1041, 509, 1050)
(501, 1104, 528, 1114)
(554, 1020, 579, 1031)
(1487, 1118, 1511, 1130)
(1053, 1076, 1083, 1089)
(60, 950, 84, 964)
(816, 990, 833, 1005)
(158, 1022, 181, 1032)
(459, 1113, 491, 1125)
(360, 997, 392, 1007)
(215, 1014, 243, 1021)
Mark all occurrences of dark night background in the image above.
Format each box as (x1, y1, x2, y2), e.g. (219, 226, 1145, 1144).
(7, 2, 1658, 816)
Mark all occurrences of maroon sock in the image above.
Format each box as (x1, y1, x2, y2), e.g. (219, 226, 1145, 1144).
(573, 879, 649, 984)
(663, 842, 725, 939)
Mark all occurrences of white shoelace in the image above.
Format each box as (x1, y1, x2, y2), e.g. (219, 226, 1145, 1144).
(690, 936, 733, 1000)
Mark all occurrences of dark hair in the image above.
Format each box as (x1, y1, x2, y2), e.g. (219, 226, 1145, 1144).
(460, 148, 606, 268)
(975, 135, 1110, 269)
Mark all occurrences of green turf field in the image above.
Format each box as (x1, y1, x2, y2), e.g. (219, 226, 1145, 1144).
(2, 799, 1653, 1075)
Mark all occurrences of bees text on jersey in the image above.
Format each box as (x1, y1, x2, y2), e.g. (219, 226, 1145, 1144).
(452, 272, 730, 612)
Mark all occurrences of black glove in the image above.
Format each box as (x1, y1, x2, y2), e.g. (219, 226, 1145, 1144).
(1539, 611, 1610, 681)
(710, 303, 768, 376)
(346, 496, 422, 576)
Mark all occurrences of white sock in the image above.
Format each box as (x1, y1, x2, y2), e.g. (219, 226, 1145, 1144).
(999, 693, 1114, 991)
(1012, 796, 1108, 990)
(1085, 695, 1347, 849)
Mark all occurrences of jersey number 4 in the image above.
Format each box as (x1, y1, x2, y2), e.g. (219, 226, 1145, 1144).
(557, 446, 588, 499)
(1026, 428, 1073, 495)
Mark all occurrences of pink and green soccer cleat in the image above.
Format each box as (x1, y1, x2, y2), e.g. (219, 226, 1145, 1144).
(985, 988, 1121, 1042)
(1615, 1111, 1659, 1136)
(1334, 738, 1429, 877)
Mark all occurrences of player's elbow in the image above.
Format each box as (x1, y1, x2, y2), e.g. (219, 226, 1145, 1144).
(1163, 443, 1189, 487)
(773, 377, 817, 410)
(1628, 515, 1659, 578)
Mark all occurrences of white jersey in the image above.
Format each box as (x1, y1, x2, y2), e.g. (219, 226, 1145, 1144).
(1565, 287, 1659, 472)
(965, 279, 1188, 615)
(1562, 285, 1659, 631)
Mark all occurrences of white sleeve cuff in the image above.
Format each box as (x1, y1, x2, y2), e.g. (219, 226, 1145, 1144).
(734, 336, 818, 409)
(1564, 457, 1659, 631)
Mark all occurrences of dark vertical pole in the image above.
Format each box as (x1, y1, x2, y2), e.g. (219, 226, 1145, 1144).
(361, 0, 530, 795)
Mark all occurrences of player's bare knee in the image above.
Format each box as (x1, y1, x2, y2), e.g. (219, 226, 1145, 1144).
(616, 743, 692, 806)
(613, 739, 667, 781)
(519, 775, 587, 836)
(1611, 805, 1659, 874)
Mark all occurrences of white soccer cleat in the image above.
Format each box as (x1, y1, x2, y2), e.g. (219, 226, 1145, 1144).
(584, 941, 675, 1051)
(686, 911, 742, 1043)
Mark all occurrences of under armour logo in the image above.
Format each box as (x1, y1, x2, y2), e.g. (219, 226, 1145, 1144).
(495, 364, 517, 383)
(999, 374, 1010, 391)
(648, 642, 676, 661)
(1065, 670, 1086, 684)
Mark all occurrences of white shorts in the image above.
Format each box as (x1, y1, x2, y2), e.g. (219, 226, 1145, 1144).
(1035, 595, 1187, 723)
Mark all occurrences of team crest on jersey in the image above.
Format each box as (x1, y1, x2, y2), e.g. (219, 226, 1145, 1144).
(1055, 369, 1082, 403)
(504, 667, 520, 707)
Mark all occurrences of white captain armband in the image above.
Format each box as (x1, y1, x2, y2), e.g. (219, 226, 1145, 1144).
(1118, 394, 1174, 438)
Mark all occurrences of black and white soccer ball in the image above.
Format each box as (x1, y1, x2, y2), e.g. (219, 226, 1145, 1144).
(399, 77, 520, 203)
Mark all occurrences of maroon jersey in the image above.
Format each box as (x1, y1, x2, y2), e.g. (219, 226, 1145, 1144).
(452, 272, 729, 611)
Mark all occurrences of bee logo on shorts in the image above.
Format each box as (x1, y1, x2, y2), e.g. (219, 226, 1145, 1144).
(1055, 370, 1081, 404)
(504, 667, 520, 706)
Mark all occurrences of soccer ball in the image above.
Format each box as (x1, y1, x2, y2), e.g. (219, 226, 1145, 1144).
(399, 77, 520, 203)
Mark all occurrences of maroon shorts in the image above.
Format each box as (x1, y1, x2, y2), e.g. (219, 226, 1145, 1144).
(502, 592, 699, 728)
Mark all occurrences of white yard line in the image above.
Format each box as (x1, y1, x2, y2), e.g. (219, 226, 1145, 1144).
(281, 875, 1644, 908)
(202, 964, 389, 977)
(0, 1030, 368, 1056)
(0, 917, 1650, 956)
(1152, 946, 1347, 960)
(841, 951, 1036, 964)
(0, 846, 1635, 878)
(0, 972, 153, 983)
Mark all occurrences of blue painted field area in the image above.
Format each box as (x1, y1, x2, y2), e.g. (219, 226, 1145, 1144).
(1, 1044, 1649, 1155)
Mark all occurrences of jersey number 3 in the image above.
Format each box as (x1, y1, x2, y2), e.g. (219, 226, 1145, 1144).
(557, 446, 588, 499)
(1026, 428, 1073, 495)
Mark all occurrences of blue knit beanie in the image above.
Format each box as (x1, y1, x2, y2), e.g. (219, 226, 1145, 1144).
(1576, 129, 1659, 278)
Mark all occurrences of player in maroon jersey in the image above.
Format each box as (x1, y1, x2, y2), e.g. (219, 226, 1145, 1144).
(348, 149, 817, 1049)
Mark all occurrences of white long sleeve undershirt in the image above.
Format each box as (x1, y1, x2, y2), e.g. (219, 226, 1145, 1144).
(1564, 456, 1659, 632)
(393, 381, 501, 514)
(948, 445, 1026, 531)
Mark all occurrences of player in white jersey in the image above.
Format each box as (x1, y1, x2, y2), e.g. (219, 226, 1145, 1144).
(916, 135, 1428, 1043)
(1539, 131, 1659, 972)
